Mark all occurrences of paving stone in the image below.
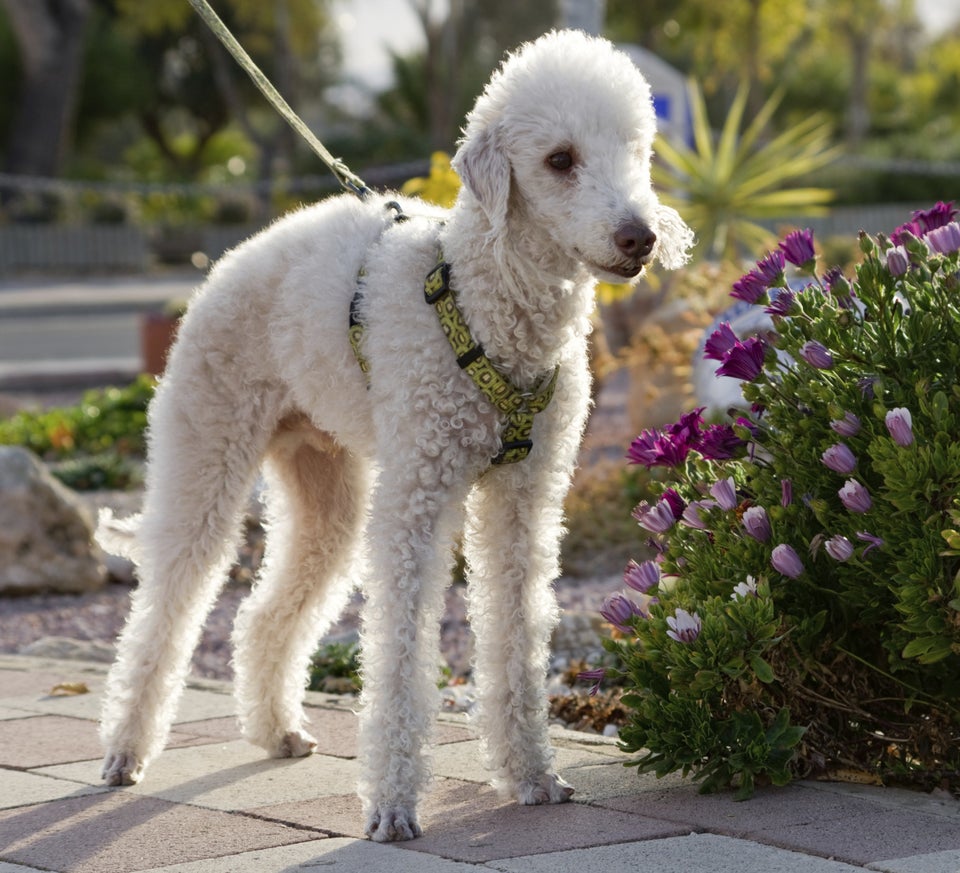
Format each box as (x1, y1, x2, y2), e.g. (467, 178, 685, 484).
(0, 791, 316, 873)
(0, 668, 103, 699)
(559, 755, 689, 802)
(596, 781, 854, 836)
(132, 837, 481, 872)
(401, 779, 688, 863)
(251, 777, 687, 862)
(0, 714, 211, 769)
(430, 737, 616, 786)
(868, 849, 960, 873)
(3, 685, 236, 722)
(769, 805, 960, 866)
(597, 782, 960, 866)
(0, 716, 105, 769)
(799, 780, 960, 820)
(0, 769, 105, 809)
(0, 706, 33, 721)
(40, 740, 361, 811)
(486, 832, 867, 873)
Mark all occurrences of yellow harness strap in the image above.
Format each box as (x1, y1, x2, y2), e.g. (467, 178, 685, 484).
(423, 259, 558, 464)
(348, 258, 558, 465)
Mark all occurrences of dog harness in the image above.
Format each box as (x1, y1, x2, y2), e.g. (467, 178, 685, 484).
(349, 255, 559, 465)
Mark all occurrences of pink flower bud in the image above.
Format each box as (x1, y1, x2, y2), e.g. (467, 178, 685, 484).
(839, 479, 872, 513)
(885, 407, 914, 447)
(824, 535, 854, 561)
(771, 543, 804, 578)
(821, 443, 857, 474)
(742, 505, 772, 542)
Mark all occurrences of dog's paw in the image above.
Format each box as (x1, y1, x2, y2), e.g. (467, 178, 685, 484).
(517, 772, 575, 805)
(274, 730, 317, 759)
(101, 751, 144, 786)
(365, 804, 423, 842)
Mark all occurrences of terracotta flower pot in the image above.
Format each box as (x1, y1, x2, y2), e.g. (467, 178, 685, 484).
(140, 311, 180, 377)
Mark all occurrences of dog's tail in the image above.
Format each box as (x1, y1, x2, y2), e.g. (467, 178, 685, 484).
(96, 508, 143, 562)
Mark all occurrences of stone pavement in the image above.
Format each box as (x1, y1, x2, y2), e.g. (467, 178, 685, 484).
(1, 655, 959, 873)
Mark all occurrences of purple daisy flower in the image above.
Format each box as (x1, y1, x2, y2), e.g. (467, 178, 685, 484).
(913, 201, 957, 234)
(779, 228, 816, 269)
(927, 222, 960, 256)
(704, 322, 739, 361)
(885, 407, 914, 447)
(891, 221, 922, 247)
(764, 288, 798, 317)
(681, 501, 712, 530)
(600, 593, 646, 634)
(756, 249, 786, 286)
(830, 411, 861, 438)
(798, 340, 833, 369)
(716, 337, 766, 381)
(856, 530, 884, 556)
(742, 505, 772, 543)
(698, 424, 746, 460)
(661, 488, 686, 520)
(824, 535, 854, 561)
(624, 559, 661, 594)
(576, 666, 606, 696)
(885, 246, 910, 277)
(626, 429, 691, 469)
(839, 479, 872, 513)
(821, 443, 857, 474)
(666, 608, 702, 643)
(709, 476, 738, 511)
(771, 543, 804, 578)
(731, 270, 769, 304)
(781, 478, 793, 507)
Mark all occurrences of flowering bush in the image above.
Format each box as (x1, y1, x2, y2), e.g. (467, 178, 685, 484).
(588, 203, 960, 798)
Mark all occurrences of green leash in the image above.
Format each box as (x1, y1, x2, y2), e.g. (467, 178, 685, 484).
(187, 0, 371, 199)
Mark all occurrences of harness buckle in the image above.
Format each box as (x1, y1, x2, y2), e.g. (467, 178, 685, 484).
(424, 262, 452, 304)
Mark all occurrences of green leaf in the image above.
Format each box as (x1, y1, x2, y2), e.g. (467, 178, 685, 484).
(750, 654, 776, 684)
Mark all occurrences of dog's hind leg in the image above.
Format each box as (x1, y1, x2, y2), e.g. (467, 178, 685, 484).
(233, 416, 369, 758)
(99, 382, 284, 786)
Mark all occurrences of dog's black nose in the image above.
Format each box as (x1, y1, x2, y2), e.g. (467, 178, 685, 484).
(614, 222, 657, 259)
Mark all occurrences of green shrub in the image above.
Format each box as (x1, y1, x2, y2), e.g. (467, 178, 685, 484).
(0, 376, 154, 489)
(308, 641, 362, 694)
(590, 204, 960, 796)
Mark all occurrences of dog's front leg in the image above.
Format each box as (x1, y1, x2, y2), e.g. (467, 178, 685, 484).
(463, 460, 577, 805)
(357, 464, 467, 842)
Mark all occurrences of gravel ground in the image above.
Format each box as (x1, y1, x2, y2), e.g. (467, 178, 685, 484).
(0, 569, 619, 682)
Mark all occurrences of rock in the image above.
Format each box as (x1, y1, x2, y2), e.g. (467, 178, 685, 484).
(19, 636, 116, 663)
(0, 446, 106, 594)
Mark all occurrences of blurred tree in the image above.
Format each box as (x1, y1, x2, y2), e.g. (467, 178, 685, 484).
(1, 0, 91, 179)
(375, 0, 558, 154)
(0, 0, 337, 204)
(103, 0, 338, 185)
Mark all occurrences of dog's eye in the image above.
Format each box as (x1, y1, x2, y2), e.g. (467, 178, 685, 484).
(546, 151, 574, 172)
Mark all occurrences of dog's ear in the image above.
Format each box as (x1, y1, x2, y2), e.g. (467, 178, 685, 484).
(654, 204, 696, 270)
(452, 125, 511, 234)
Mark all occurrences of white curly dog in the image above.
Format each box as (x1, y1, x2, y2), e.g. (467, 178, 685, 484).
(97, 29, 692, 841)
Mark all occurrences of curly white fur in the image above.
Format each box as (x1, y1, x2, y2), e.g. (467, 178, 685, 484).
(96, 29, 692, 842)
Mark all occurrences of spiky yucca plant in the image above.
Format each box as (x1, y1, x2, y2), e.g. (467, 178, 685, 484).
(654, 81, 840, 262)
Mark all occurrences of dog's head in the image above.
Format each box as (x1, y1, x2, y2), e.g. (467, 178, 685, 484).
(452, 30, 694, 281)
